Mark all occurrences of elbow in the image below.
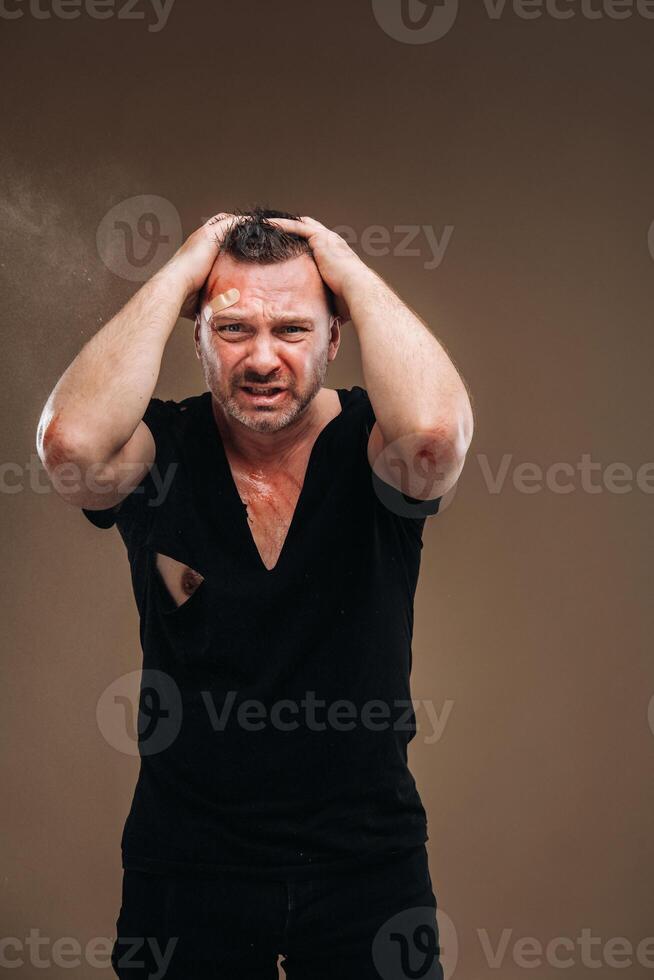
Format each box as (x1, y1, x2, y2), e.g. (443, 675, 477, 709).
(37, 411, 114, 508)
(421, 384, 475, 457)
(415, 413, 473, 498)
(37, 409, 89, 474)
(422, 410, 473, 469)
(415, 433, 466, 498)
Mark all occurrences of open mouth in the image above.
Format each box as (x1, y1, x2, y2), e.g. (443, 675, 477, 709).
(241, 386, 287, 402)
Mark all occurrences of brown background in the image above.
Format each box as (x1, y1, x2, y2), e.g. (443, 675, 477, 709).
(2, 1, 653, 977)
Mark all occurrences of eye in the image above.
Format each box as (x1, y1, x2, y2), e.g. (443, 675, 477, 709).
(217, 323, 244, 333)
(281, 325, 307, 334)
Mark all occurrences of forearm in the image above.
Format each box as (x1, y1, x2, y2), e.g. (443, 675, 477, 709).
(344, 270, 474, 457)
(38, 266, 187, 466)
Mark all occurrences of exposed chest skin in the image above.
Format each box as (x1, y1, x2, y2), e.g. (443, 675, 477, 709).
(154, 552, 205, 608)
(229, 452, 311, 571)
(154, 452, 311, 602)
(155, 389, 340, 605)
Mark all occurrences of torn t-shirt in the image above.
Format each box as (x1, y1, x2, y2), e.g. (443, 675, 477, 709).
(82, 386, 442, 879)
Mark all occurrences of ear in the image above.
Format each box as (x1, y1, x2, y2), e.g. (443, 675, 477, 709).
(194, 314, 201, 359)
(328, 315, 342, 361)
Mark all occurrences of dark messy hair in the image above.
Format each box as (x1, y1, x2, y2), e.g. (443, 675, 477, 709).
(206, 206, 337, 317)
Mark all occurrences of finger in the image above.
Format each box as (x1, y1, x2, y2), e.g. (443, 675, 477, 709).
(263, 216, 313, 238)
(204, 212, 253, 227)
(202, 287, 241, 322)
(279, 215, 322, 227)
(205, 212, 255, 225)
(206, 213, 251, 248)
(205, 212, 233, 226)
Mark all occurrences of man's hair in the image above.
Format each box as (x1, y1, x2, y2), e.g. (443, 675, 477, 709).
(208, 206, 337, 317)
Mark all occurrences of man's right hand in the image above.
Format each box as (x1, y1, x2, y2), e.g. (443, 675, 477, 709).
(36, 211, 251, 516)
(160, 212, 245, 320)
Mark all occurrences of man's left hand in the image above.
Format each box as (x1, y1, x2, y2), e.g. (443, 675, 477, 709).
(265, 215, 376, 322)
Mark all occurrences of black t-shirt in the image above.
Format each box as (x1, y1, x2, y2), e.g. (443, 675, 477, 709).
(82, 386, 441, 879)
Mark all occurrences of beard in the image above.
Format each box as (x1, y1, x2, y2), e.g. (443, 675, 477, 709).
(201, 345, 330, 434)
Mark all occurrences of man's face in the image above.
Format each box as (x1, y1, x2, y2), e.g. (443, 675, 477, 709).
(194, 253, 340, 433)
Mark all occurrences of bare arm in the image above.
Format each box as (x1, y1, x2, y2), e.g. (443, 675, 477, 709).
(344, 269, 474, 498)
(36, 213, 241, 511)
(265, 215, 474, 501)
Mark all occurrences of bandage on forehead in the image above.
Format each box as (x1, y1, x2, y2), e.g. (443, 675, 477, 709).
(203, 288, 240, 322)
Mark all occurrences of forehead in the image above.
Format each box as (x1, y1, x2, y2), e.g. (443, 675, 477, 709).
(205, 253, 327, 315)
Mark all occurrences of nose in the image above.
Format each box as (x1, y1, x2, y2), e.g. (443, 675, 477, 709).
(242, 334, 284, 380)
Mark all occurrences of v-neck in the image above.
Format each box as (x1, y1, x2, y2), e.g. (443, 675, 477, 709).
(204, 388, 346, 575)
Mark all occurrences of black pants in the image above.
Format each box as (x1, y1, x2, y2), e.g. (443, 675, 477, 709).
(111, 844, 444, 979)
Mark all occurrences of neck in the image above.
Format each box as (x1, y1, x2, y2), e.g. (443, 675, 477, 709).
(210, 388, 330, 469)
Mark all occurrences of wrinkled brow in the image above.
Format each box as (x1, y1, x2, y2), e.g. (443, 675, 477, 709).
(211, 311, 316, 325)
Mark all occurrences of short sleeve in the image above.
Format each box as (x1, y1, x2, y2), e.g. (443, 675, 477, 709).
(371, 470, 442, 518)
(355, 386, 443, 520)
(81, 397, 178, 533)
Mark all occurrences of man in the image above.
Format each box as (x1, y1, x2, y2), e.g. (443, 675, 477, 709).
(37, 208, 473, 979)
